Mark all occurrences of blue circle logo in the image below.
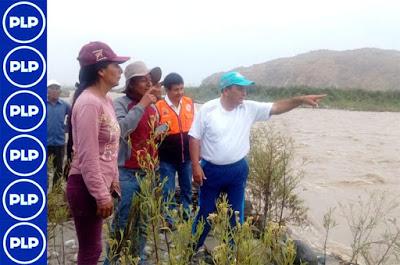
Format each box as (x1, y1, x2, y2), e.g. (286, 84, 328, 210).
(3, 222, 46, 264)
(2, 1, 46, 44)
(3, 90, 46, 132)
(3, 46, 46, 88)
(2, 179, 46, 221)
(3, 135, 46, 177)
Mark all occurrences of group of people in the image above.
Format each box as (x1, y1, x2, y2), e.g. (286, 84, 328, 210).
(48, 41, 325, 265)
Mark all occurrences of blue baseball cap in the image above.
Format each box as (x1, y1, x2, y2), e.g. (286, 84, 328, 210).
(219, 71, 255, 90)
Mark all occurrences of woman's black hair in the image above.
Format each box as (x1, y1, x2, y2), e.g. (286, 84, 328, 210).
(66, 61, 112, 163)
(72, 61, 112, 107)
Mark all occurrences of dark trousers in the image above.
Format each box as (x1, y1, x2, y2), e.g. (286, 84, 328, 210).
(47, 145, 65, 186)
(192, 158, 249, 249)
(67, 174, 103, 265)
(104, 168, 148, 265)
(159, 160, 193, 212)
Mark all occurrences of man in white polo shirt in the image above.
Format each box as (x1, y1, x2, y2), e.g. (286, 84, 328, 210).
(189, 71, 325, 249)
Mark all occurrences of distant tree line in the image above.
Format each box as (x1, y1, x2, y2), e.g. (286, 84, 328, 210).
(185, 85, 400, 112)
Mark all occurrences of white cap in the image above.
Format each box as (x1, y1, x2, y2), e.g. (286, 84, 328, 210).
(47, 79, 61, 87)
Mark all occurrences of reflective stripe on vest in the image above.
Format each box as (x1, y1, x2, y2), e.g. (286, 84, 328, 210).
(155, 96, 194, 135)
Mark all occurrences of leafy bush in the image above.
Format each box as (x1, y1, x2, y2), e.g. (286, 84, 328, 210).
(247, 125, 307, 230)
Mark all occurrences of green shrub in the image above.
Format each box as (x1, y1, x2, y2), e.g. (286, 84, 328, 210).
(247, 125, 307, 230)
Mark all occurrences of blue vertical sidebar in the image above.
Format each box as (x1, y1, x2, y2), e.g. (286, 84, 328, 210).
(0, 1, 47, 264)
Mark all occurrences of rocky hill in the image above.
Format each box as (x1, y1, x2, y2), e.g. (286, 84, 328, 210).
(201, 48, 400, 91)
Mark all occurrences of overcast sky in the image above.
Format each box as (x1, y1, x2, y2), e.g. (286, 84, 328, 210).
(47, 0, 400, 87)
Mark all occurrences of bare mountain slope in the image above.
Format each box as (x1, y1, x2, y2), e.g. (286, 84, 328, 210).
(201, 48, 400, 91)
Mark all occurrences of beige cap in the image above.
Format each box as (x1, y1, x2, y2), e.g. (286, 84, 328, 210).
(124, 61, 162, 86)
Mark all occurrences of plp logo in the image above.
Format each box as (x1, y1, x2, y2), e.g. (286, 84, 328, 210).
(2, 1, 46, 43)
(3, 134, 46, 177)
(3, 222, 46, 264)
(3, 90, 46, 132)
(2, 46, 46, 88)
(2, 179, 46, 221)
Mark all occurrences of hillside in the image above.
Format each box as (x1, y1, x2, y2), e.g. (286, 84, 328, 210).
(201, 48, 400, 91)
